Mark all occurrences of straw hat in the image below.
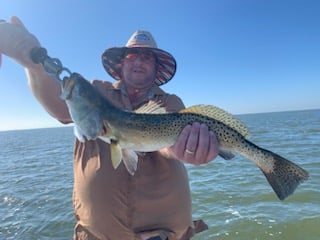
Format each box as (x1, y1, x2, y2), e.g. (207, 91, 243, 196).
(102, 30, 176, 86)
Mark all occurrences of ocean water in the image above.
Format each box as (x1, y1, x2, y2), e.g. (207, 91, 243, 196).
(0, 109, 319, 240)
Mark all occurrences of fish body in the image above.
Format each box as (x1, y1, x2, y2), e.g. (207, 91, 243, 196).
(61, 73, 309, 200)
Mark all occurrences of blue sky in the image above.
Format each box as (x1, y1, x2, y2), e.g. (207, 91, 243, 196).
(0, 0, 319, 131)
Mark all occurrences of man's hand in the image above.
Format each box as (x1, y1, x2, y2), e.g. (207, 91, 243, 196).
(170, 122, 219, 165)
(0, 16, 40, 68)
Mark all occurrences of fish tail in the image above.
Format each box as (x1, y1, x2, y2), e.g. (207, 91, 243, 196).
(259, 149, 309, 200)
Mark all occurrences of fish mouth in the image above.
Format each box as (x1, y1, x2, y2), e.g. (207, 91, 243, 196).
(61, 78, 76, 100)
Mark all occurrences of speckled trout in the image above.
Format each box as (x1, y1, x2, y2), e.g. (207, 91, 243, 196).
(60, 73, 309, 200)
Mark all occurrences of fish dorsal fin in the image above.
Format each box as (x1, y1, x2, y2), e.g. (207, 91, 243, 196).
(134, 101, 167, 114)
(179, 104, 249, 138)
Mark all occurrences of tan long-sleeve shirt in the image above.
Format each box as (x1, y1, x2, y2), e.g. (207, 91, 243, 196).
(72, 80, 207, 240)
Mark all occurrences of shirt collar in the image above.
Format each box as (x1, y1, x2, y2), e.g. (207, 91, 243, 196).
(112, 80, 165, 99)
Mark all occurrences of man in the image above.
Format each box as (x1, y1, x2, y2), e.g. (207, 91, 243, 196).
(0, 16, 219, 239)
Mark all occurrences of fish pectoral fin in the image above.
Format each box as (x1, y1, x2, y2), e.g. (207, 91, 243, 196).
(122, 149, 138, 176)
(110, 140, 122, 169)
(218, 148, 235, 160)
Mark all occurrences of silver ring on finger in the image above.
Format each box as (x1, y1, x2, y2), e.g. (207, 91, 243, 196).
(185, 149, 194, 154)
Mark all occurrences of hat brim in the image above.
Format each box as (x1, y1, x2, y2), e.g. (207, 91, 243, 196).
(102, 47, 176, 86)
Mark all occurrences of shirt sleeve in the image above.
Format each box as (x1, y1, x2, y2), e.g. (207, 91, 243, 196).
(165, 94, 185, 112)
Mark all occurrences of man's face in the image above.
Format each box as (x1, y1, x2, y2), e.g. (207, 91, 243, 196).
(120, 48, 157, 89)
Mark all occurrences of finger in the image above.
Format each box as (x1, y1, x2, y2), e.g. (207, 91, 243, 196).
(173, 124, 192, 158)
(206, 131, 219, 162)
(185, 122, 200, 153)
(194, 124, 210, 164)
(10, 16, 27, 30)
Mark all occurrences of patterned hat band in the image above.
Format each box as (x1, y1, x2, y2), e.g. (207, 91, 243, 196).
(102, 30, 177, 86)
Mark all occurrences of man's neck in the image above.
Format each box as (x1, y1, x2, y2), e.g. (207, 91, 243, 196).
(127, 88, 144, 101)
(127, 88, 155, 110)
(125, 84, 155, 103)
